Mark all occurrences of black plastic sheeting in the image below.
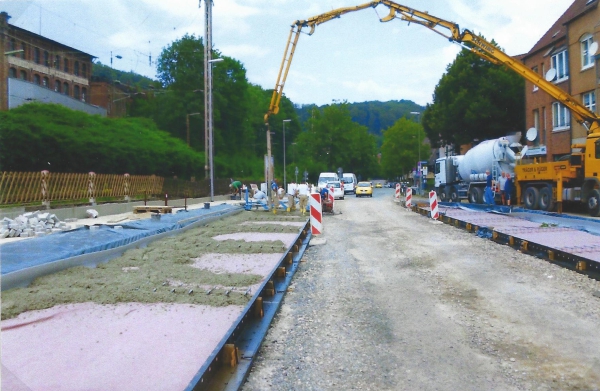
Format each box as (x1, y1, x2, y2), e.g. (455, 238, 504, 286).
(1, 204, 237, 275)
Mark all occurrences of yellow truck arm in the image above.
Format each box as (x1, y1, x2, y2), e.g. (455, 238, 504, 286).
(265, 0, 600, 134)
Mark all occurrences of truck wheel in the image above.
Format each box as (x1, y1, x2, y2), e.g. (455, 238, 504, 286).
(524, 186, 540, 210)
(587, 189, 600, 217)
(469, 187, 482, 204)
(538, 186, 555, 211)
(448, 186, 459, 202)
(438, 187, 447, 202)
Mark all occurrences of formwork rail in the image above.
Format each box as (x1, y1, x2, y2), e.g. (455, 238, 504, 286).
(426, 206, 600, 279)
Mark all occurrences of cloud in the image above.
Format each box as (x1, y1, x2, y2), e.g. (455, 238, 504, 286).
(220, 44, 270, 59)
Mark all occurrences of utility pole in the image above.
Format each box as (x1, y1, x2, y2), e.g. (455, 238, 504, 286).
(203, 0, 214, 201)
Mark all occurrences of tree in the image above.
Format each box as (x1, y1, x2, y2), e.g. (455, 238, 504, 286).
(381, 117, 428, 180)
(422, 40, 525, 151)
(294, 103, 379, 181)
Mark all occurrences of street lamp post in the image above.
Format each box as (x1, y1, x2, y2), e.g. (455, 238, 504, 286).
(283, 119, 291, 189)
(410, 111, 421, 194)
(186, 112, 201, 147)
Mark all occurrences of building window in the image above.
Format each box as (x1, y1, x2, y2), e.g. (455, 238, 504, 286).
(74, 85, 80, 99)
(551, 50, 569, 82)
(43, 77, 49, 88)
(581, 34, 595, 70)
(82, 87, 87, 102)
(54, 55, 60, 69)
(74, 61, 80, 76)
(43, 51, 50, 67)
(552, 102, 570, 130)
(55, 80, 61, 93)
(532, 66, 539, 91)
(34, 74, 41, 85)
(8, 67, 17, 78)
(63, 82, 69, 96)
(82, 63, 87, 78)
(533, 109, 540, 133)
(583, 91, 596, 113)
(34, 47, 41, 64)
(19, 70, 27, 80)
(20, 42, 26, 59)
(64, 58, 69, 73)
(10, 38, 16, 52)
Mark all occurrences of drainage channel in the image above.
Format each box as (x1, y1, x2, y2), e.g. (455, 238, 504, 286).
(184, 220, 312, 391)
(410, 202, 600, 281)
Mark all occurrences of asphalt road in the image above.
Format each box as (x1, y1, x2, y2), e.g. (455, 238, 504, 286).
(242, 187, 600, 391)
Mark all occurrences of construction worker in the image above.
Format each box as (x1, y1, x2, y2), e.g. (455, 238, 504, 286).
(270, 179, 279, 213)
(229, 180, 242, 199)
(286, 182, 298, 212)
(297, 181, 309, 215)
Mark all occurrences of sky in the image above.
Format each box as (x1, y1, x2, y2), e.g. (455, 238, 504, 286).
(1, 0, 575, 107)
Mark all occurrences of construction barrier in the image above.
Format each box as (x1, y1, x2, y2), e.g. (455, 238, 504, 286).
(329, 185, 335, 207)
(310, 193, 322, 235)
(395, 183, 400, 199)
(429, 190, 439, 219)
(406, 188, 412, 208)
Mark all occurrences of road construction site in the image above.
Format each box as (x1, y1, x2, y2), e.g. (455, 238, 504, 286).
(3, 189, 600, 390)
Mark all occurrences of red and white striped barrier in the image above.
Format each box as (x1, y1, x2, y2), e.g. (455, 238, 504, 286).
(309, 193, 323, 235)
(429, 190, 439, 219)
(329, 186, 335, 206)
(405, 188, 412, 208)
(395, 183, 400, 199)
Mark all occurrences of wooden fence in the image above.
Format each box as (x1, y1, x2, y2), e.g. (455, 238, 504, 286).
(0, 172, 164, 205)
(0, 172, 237, 206)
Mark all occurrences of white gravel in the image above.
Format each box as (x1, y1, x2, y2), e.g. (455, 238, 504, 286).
(242, 189, 600, 391)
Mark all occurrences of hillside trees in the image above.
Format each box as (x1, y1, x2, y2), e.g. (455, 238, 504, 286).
(0, 103, 203, 177)
(294, 103, 379, 181)
(421, 41, 525, 150)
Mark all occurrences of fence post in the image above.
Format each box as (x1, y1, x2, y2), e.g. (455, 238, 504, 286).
(88, 172, 96, 205)
(124, 173, 130, 201)
(41, 170, 50, 209)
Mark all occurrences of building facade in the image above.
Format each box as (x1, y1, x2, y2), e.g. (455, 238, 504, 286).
(522, 0, 598, 161)
(0, 11, 105, 116)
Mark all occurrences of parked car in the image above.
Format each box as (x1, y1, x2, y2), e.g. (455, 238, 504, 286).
(326, 181, 344, 200)
(375, 183, 383, 188)
(355, 181, 373, 197)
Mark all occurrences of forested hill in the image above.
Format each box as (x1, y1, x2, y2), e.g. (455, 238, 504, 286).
(295, 100, 425, 137)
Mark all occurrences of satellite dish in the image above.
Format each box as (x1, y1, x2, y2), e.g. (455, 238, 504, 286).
(545, 68, 557, 82)
(590, 41, 598, 56)
(526, 127, 538, 142)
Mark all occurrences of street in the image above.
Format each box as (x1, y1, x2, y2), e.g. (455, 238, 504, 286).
(242, 187, 600, 391)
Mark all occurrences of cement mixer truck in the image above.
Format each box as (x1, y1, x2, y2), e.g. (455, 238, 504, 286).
(434, 137, 523, 203)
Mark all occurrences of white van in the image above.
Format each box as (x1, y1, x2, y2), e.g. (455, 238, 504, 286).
(318, 172, 339, 189)
(341, 173, 357, 194)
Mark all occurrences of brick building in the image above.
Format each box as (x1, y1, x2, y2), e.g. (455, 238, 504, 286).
(522, 0, 599, 161)
(0, 11, 105, 116)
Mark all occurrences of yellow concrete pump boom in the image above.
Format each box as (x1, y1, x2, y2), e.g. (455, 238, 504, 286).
(264, 0, 600, 134)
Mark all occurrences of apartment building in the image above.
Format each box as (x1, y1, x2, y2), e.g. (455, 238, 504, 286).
(0, 11, 105, 116)
(521, 0, 598, 161)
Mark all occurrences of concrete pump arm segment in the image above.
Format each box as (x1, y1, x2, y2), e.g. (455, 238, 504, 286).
(264, 0, 600, 134)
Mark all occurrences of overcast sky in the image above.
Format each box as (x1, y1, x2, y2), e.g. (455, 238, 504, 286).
(2, 0, 574, 106)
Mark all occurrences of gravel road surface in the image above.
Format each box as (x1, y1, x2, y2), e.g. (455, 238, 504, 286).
(242, 188, 600, 391)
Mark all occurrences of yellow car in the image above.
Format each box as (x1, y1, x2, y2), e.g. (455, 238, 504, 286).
(355, 181, 373, 197)
(375, 183, 383, 188)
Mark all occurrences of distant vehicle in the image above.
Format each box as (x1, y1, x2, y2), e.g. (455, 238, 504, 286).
(326, 181, 344, 200)
(318, 172, 339, 189)
(375, 183, 383, 188)
(355, 181, 373, 197)
(341, 173, 357, 194)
